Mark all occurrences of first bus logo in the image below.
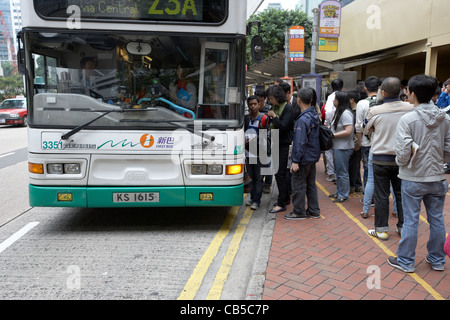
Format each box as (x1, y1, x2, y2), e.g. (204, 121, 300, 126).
(140, 134, 155, 148)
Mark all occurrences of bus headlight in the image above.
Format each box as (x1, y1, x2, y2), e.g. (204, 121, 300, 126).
(47, 163, 81, 175)
(47, 163, 64, 174)
(207, 164, 223, 175)
(191, 164, 207, 175)
(191, 164, 224, 175)
(64, 163, 81, 174)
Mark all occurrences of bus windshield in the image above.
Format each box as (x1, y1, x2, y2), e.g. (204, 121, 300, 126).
(25, 31, 245, 129)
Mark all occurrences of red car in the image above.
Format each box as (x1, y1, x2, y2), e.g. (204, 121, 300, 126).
(0, 98, 27, 126)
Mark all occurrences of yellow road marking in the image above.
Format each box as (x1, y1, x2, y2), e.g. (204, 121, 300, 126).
(316, 181, 446, 301)
(206, 207, 254, 300)
(177, 206, 239, 300)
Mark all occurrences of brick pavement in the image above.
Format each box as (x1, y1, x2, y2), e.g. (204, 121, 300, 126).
(262, 160, 450, 300)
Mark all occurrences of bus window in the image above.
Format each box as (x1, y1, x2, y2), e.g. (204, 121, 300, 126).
(25, 32, 244, 128)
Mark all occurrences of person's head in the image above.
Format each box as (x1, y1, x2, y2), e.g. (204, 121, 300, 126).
(297, 88, 315, 109)
(380, 77, 402, 99)
(247, 95, 260, 114)
(332, 91, 351, 130)
(346, 90, 360, 107)
(364, 76, 380, 94)
(273, 78, 283, 85)
(407, 75, 438, 105)
(267, 85, 287, 106)
(331, 78, 344, 92)
(333, 91, 351, 110)
(279, 82, 292, 100)
(255, 88, 267, 109)
(81, 57, 96, 70)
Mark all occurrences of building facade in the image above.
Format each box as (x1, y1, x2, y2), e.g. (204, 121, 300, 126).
(316, 0, 450, 82)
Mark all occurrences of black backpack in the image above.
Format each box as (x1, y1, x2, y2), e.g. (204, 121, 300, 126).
(319, 125, 334, 151)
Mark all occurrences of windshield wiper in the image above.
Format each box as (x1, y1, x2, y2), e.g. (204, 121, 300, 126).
(61, 108, 156, 140)
(120, 118, 215, 142)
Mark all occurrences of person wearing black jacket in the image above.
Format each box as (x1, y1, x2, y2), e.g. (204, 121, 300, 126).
(285, 88, 321, 220)
(267, 85, 295, 213)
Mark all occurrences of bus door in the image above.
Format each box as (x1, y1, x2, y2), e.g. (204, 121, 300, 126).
(198, 42, 230, 119)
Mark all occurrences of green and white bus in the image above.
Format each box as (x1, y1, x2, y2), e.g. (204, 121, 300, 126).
(19, 0, 256, 208)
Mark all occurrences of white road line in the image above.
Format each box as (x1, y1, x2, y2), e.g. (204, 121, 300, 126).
(0, 152, 14, 159)
(0, 222, 40, 254)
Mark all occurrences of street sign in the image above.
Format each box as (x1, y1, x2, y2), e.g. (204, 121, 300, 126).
(319, 0, 342, 38)
(318, 37, 339, 52)
(289, 26, 305, 62)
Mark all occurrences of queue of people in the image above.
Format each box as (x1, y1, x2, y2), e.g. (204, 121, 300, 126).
(244, 74, 450, 272)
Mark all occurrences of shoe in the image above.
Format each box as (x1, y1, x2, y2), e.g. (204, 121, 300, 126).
(387, 256, 415, 273)
(284, 212, 307, 220)
(269, 206, 286, 213)
(371, 199, 375, 207)
(245, 198, 252, 206)
(355, 187, 364, 193)
(425, 257, 444, 271)
(250, 202, 259, 210)
(328, 194, 338, 199)
(326, 175, 336, 182)
(333, 197, 349, 203)
(360, 212, 369, 219)
(306, 210, 321, 219)
(263, 185, 271, 194)
(396, 227, 402, 236)
(368, 229, 389, 241)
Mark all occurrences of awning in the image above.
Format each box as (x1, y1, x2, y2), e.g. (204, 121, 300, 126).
(246, 51, 333, 85)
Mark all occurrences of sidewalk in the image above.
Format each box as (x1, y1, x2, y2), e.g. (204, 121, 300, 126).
(261, 160, 450, 300)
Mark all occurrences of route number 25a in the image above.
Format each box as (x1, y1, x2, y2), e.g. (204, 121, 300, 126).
(148, 0, 198, 16)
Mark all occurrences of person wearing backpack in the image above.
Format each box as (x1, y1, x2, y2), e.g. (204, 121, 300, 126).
(244, 95, 270, 210)
(285, 88, 321, 220)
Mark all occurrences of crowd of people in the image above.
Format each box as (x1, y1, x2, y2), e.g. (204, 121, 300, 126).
(244, 74, 450, 272)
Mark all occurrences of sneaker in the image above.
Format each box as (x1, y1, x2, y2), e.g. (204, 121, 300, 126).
(425, 257, 444, 271)
(326, 175, 336, 182)
(333, 197, 349, 203)
(263, 185, 271, 194)
(328, 193, 338, 199)
(306, 210, 321, 219)
(387, 256, 415, 273)
(245, 198, 252, 206)
(368, 229, 389, 241)
(284, 212, 307, 220)
(250, 202, 259, 210)
(360, 212, 369, 219)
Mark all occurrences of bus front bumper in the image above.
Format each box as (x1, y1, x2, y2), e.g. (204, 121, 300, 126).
(29, 184, 244, 208)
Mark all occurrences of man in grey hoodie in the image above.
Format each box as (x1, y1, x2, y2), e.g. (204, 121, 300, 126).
(388, 75, 450, 273)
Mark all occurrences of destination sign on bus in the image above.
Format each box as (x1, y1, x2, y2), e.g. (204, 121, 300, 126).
(34, 0, 227, 24)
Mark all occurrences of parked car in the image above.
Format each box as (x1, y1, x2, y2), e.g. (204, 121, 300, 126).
(0, 97, 27, 126)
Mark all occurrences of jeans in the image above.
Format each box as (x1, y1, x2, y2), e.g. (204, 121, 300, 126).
(324, 149, 334, 176)
(275, 144, 290, 207)
(362, 150, 374, 213)
(397, 180, 448, 270)
(246, 160, 264, 205)
(373, 164, 403, 233)
(349, 148, 363, 190)
(361, 146, 371, 188)
(291, 163, 320, 216)
(362, 152, 398, 214)
(333, 149, 353, 199)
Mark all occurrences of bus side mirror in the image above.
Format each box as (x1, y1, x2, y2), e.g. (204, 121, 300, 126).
(17, 32, 25, 75)
(251, 35, 263, 63)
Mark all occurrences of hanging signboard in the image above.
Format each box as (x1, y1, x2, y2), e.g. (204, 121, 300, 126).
(318, 37, 339, 52)
(319, 0, 342, 38)
(289, 26, 305, 62)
